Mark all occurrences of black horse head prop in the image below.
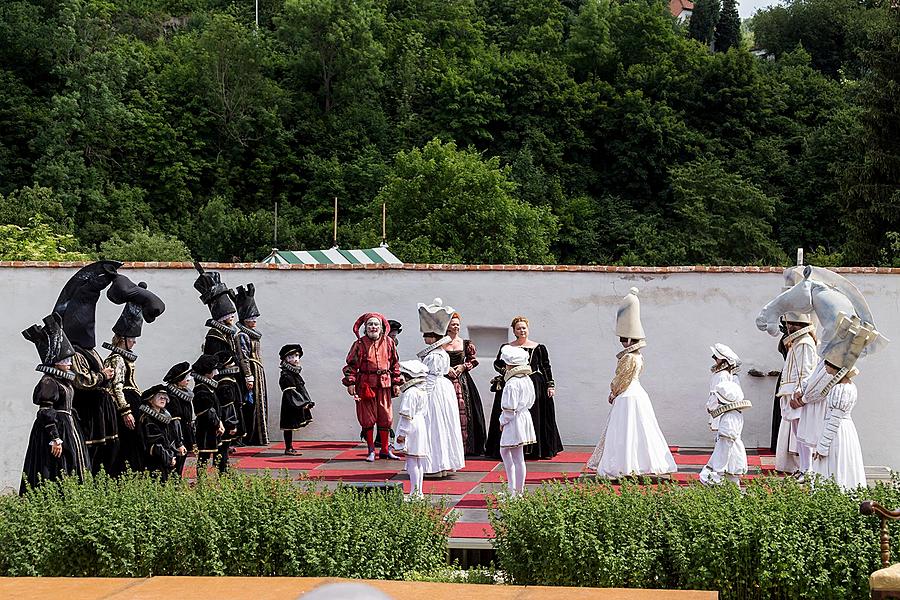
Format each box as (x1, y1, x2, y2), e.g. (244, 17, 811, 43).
(107, 274, 166, 327)
(53, 260, 123, 349)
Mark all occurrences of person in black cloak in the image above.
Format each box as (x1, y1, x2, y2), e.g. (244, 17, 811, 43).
(137, 384, 185, 482)
(53, 261, 121, 474)
(192, 354, 227, 473)
(235, 283, 269, 446)
(194, 265, 252, 393)
(20, 313, 91, 493)
(214, 351, 243, 451)
(163, 362, 195, 477)
(103, 281, 165, 474)
(279, 344, 315, 456)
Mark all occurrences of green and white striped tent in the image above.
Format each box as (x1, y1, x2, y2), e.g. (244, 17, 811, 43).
(262, 246, 403, 265)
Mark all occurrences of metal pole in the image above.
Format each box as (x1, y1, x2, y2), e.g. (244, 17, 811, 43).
(255, 0, 259, 27)
(333, 197, 338, 248)
(273, 201, 278, 246)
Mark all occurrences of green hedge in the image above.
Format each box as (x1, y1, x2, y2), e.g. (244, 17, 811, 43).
(0, 472, 452, 578)
(490, 477, 900, 599)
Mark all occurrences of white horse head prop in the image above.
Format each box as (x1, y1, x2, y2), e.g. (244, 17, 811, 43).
(756, 265, 888, 357)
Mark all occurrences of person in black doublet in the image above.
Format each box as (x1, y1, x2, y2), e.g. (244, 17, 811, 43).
(279, 344, 315, 456)
(164, 362, 195, 477)
(20, 313, 92, 494)
(214, 351, 243, 449)
(103, 281, 164, 475)
(485, 316, 563, 460)
(138, 384, 185, 482)
(192, 354, 227, 473)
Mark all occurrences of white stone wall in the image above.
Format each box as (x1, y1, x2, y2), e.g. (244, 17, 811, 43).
(1, 265, 897, 491)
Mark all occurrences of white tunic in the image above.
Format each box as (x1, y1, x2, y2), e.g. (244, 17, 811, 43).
(499, 373, 536, 448)
(775, 334, 817, 472)
(706, 370, 732, 431)
(395, 382, 430, 458)
(587, 353, 677, 478)
(421, 348, 465, 474)
(796, 359, 830, 448)
(706, 373, 748, 475)
(810, 382, 866, 491)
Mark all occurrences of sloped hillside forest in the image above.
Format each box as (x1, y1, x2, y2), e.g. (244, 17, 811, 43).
(1, 0, 898, 265)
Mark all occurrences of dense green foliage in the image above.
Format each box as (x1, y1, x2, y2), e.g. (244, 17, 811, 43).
(0, 0, 898, 264)
(491, 477, 900, 598)
(1, 472, 451, 577)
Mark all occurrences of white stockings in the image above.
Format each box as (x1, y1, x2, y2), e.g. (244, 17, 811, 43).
(500, 446, 526, 495)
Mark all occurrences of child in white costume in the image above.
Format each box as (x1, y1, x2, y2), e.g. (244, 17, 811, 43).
(700, 344, 751, 485)
(498, 345, 536, 496)
(587, 288, 677, 478)
(395, 359, 431, 499)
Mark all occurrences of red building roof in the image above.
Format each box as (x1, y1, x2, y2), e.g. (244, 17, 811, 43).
(669, 0, 694, 17)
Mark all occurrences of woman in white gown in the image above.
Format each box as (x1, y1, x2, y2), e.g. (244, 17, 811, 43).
(587, 288, 677, 478)
(810, 362, 866, 491)
(417, 299, 465, 476)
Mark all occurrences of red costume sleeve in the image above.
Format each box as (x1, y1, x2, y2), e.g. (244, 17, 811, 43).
(389, 339, 402, 387)
(342, 340, 361, 387)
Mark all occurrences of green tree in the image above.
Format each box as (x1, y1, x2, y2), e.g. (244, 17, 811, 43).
(0, 216, 91, 261)
(98, 229, 193, 262)
(375, 138, 558, 263)
(714, 0, 741, 52)
(841, 5, 900, 264)
(688, 0, 721, 48)
(668, 158, 786, 264)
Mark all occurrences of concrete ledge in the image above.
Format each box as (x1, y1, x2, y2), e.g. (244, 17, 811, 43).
(0, 261, 897, 274)
(0, 577, 718, 599)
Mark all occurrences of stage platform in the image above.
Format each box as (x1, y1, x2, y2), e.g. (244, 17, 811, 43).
(0, 576, 719, 599)
(190, 441, 893, 550)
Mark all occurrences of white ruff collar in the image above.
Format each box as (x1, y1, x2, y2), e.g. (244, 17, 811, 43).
(616, 340, 646, 360)
(416, 336, 450, 360)
(504, 365, 533, 381)
(399, 377, 426, 392)
(784, 325, 815, 346)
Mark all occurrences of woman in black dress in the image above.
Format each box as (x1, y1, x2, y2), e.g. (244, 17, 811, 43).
(444, 313, 486, 456)
(279, 344, 314, 456)
(485, 315, 563, 460)
(20, 313, 91, 493)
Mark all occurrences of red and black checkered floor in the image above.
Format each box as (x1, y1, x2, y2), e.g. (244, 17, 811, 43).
(183, 441, 817, 545)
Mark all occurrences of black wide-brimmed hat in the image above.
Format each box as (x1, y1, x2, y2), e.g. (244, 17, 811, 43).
(191, 354, 218, 376)
(279, 344, 303, 360)
(388, 320, 402, 335)
(140, 383, 168, 402)
(215, 350, 236, 369)
(163, 361, 191, 384)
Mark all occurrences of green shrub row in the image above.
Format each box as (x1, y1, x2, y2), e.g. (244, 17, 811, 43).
(0, 472, 452, 578)
(490, 477, 900, 599)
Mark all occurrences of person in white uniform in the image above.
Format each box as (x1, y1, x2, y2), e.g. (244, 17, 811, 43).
(394, 359, 431, 499)
(587, 288, 677, 478)
(700, 370, 752, 485)
(775, 313, 817, 474)
(498, 345, 536, 496)
(416, 299, 465, 477)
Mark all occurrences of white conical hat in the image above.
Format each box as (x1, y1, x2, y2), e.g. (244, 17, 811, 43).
(615, 287, 645, 340)
(417, 298, 454, 336)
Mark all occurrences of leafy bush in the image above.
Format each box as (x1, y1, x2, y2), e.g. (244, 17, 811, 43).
(0, 472, 452, 578)
(98, 228, 193, 262)
(491, 477, 900, 598)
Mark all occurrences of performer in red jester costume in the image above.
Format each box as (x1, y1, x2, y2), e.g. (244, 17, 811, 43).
(342, 313, 402, 462)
